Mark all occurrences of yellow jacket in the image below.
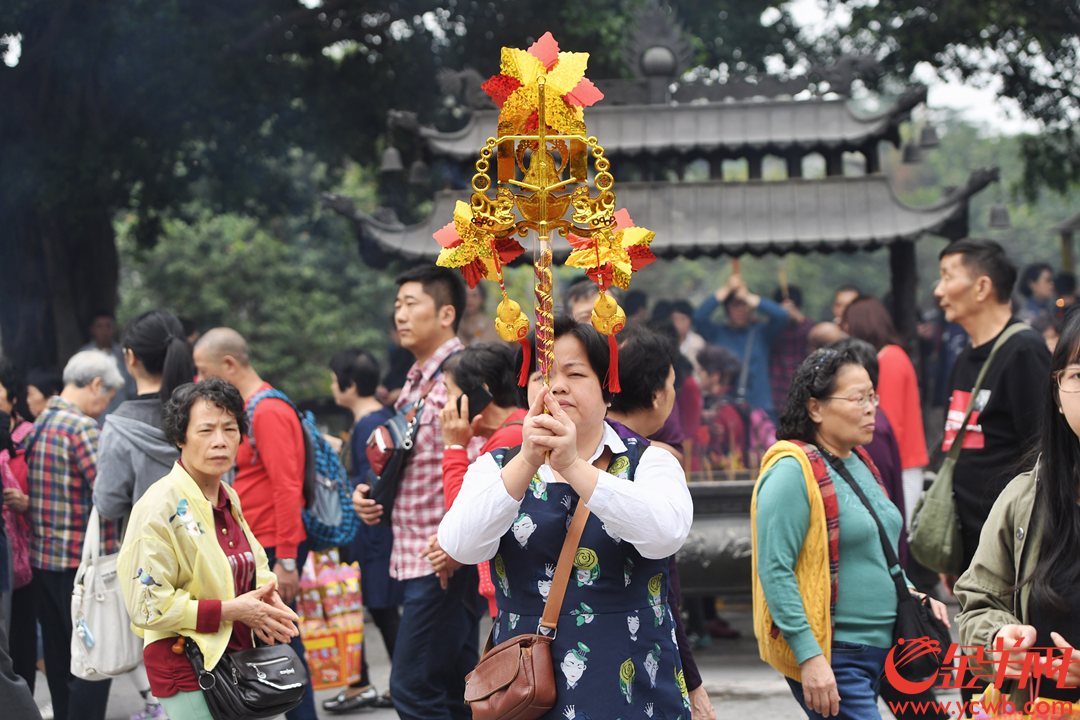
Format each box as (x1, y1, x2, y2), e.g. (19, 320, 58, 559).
(117, 462, 276, 670)
(751, 441, 832, 681)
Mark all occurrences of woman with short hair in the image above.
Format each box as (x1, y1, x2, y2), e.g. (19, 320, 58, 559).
(752, 348, 948, 720)
(118, 378, 298, 720)
(437, 316, 693, 718)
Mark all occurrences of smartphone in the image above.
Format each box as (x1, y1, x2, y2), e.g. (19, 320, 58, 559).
(457, 385, 493, 422)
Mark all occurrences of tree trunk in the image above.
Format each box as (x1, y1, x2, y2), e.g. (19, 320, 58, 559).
(0, 201, 118, 371)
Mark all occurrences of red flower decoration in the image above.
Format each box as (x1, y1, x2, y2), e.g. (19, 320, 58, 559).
(481, 75, 522, 108)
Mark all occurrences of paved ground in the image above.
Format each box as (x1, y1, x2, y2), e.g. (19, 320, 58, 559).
(37, 598, 965, 720)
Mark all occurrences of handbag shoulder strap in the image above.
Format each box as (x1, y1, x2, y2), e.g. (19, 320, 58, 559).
(817, 447, 909, 601)
(539, 502, 590, 634)
(947, 323, 1032, 462)
(81, 506, 102, 564)
(537, 448, 613, 634)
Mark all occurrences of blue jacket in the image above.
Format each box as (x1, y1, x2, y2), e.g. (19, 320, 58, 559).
(692, 295, 789, 414)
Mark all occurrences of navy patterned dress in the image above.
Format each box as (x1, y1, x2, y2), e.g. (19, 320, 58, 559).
(487, 436, 690, 720)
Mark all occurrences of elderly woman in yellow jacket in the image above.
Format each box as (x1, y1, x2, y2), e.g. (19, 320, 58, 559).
(118, 378, 299, 720)
(751, 348, 949, 720)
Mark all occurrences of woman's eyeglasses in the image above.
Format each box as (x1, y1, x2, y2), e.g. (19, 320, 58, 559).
(1055, 366, 1080, 394)
(825, 393, 880, 409)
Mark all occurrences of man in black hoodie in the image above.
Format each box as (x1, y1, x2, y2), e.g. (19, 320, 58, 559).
(934, 238, 1051, 584)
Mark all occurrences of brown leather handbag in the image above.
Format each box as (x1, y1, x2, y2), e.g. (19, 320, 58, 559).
(463, 503, 590, 720)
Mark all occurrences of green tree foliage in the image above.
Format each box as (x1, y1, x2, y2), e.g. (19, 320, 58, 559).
(0, 0, 808, 370)
(117, 198, 398, 401)
(825, 0, 1080, 198)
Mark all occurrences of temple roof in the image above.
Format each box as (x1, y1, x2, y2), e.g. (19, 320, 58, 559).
(419, 87, 926, 160)
(328, 167, 998, 262)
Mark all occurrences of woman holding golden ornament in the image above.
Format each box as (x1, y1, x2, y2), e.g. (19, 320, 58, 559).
(438, 315, 694, 718)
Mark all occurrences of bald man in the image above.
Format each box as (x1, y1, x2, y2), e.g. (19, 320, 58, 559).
(192, 328, 318, 720)
(807, 321, 847, 353)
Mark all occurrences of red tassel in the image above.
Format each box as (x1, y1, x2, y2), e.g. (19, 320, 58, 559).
(606, 334, 621, 394)
(518, 339, 531, 387)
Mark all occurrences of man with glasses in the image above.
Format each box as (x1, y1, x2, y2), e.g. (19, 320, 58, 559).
(934, 239, 1050, 587)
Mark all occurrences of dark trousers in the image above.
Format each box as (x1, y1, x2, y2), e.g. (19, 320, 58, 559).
(10, 583, 37, 693)
(33, 567, 111, 720)
(390, 568, 482, 720)
(264, 544, 317, 720)
(356, 605, 401, 688)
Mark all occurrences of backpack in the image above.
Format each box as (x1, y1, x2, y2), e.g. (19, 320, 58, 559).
(246, 388, 359, 551)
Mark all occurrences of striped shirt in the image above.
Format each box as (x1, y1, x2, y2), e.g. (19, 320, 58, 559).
(26, 396, 117, 571)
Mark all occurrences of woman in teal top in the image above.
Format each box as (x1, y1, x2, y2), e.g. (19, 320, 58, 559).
(756, 347, 949, 720)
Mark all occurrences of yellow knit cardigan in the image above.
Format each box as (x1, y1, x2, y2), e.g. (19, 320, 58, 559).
(751, 441, 833, 682)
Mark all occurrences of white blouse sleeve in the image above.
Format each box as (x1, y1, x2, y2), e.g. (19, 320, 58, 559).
(584, 445, 693, 559)
(437, 452, 521, 565)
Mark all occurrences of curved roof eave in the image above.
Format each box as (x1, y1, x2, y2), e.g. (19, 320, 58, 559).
(418, 87, 925, 160)
(352, 168, 994, 262)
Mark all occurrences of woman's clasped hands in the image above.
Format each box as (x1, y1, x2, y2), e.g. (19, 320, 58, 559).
(221, 579, 299, 646)
(521, 386, 579, 473)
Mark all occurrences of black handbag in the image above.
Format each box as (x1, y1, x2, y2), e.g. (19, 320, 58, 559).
(183, 569, 308, 720)
(184, 639, 307, 720)
(819, 447, 952, 683)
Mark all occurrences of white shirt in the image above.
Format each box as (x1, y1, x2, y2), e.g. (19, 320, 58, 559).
(438, 422, 693, 564)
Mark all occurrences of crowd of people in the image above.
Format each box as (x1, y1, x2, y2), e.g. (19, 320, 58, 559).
(1, 238, 1079, 720)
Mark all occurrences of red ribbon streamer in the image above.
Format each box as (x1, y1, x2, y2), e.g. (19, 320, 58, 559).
(517, 338, 532, 387)
(606, 334, 621, 394)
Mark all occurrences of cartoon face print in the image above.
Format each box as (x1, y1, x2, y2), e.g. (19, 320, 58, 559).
(509, 613, 520, 630)
(534, 563, 555, 599)
(644, 644, 661, 687)
(619, 657, 635, 705)
(602, 522, 622, 544)
(571, 602, 594, 626)
(560, 643, 591, 689)
(493, 619, 500, 643)
(169, 498, 204, 537)
(512, 513, 537, 548)
(623, 557, 634, 587)
(627, 613, 640, 641)
(574, 548, 599, 587)
(494, 555, 511, 598)
(529, 474, 548, 500)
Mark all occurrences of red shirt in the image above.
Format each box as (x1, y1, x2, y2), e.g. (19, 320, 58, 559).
(144, 485, 256, 698)
(441, 408, 528, 508)
(876, 345, 929, 470)
(234, 383, 306, 559)
(442, 408, 526, 616)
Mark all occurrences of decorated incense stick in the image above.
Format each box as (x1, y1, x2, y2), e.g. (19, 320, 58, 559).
(433, 32, 656, 389)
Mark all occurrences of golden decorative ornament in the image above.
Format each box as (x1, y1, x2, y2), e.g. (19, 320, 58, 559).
(431, 31, 656, 392)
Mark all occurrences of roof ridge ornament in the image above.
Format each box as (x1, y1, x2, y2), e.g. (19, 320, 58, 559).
(433, 33, 657, 391)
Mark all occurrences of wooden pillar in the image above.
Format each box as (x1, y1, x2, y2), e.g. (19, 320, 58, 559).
(890, 240, 919, 359)
(1063, 231, 1075, 273)
(825, 149, 843, 177)
(786, 152, 802, 179)
(709, 153, 724, 181)
(864, 142, 881, 174)
(747, 152, 763, 180)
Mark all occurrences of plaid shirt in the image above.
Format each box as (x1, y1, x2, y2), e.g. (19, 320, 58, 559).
(769, 318, 815, 413)
(25, 396, 117, 571)
(390, 337, 474, 581)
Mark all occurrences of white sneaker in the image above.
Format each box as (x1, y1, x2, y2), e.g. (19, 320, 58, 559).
(39, 701, 54, 720)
